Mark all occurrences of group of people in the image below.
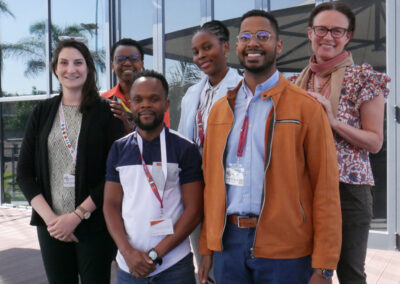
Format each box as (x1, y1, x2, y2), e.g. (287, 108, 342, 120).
(17, 2, 390, 284)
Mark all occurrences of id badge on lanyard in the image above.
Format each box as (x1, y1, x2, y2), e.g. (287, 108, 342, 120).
(225, 99, 252, 187)
(137, 128, 174, 236)
(225, 162, 245, 186)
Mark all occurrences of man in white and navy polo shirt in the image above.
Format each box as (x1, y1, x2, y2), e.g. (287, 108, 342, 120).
(104, 70, 203, 284)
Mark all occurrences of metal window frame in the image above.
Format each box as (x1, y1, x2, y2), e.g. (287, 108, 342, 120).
(201, 0, 214, 24)
(255, 0, 271, 10)
(153, 0, 165, 74)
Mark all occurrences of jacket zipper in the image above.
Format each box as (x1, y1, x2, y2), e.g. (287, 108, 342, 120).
(251, 104, 276, 258)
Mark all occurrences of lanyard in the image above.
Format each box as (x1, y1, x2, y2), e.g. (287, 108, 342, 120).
(114, 96, 132, 113)
(136, 128, 168, 212)
(237, 100, 252, 158)
(58, 102, 80, 166)
(196, 108, 205, 148)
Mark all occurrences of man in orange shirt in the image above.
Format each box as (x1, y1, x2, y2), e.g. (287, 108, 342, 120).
(102, 38, 169, 133)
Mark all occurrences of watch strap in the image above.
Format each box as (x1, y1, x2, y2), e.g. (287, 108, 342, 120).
(77, 205, 91, 219)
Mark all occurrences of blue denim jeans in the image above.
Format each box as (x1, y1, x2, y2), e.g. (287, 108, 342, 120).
(213, 222, 314, 284)
(117, 253, 196, 284)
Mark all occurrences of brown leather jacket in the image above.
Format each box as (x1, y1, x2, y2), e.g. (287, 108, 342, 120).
(199, 75, 341, 269)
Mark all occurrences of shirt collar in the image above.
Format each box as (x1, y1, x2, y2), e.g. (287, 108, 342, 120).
(242, 70, 280, 99)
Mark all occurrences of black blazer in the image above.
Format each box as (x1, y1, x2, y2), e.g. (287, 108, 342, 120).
(17, 95, 124, 235)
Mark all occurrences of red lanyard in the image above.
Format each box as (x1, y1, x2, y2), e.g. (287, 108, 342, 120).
(237, 103, 251, 157)
(196, 109, 205, 148)
(139, 151, 164, 209)
(136, 129, 167, 211)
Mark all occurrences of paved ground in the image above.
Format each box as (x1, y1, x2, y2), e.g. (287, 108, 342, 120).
(0, 206, 399, 284)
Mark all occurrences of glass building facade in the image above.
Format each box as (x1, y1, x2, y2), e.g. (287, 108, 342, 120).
(0, 0, 398, 250)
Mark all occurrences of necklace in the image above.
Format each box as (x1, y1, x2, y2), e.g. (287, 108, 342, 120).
(310, 73, 331, 94)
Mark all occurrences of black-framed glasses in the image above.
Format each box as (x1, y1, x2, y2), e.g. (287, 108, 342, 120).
(237, 31, 272, 43)
(114, 54, 141, 64)
(312, 26, 349, 38)
(58, 36, 87, 43)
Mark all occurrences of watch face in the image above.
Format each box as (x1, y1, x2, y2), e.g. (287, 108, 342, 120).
(84, 212, 91, 219)
(322, 269, 333, 279)
(149, 250, 158, 260)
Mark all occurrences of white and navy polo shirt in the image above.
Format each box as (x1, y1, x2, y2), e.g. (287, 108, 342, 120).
(106, 126, 202, 276)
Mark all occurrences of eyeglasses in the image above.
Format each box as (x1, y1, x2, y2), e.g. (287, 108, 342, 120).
(237, 31, 272, 43)
(312, 26, 349, 39)
(114, 54, 141, 64)
(58, 36, 87, 43)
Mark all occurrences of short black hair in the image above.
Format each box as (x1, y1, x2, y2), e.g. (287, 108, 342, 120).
(240, 10, 280, 38)
(197, 20, 230, 42)
(131, 70, 169, 98)
(111, 38, 144, 61)
(308, 2, 355, 34)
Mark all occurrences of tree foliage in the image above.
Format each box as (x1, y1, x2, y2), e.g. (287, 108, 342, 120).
(1, 20, 105, 77)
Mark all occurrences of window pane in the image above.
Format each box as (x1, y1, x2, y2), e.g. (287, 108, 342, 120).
(51, 0, 107, 92)
(271, 0, 313, 11)
(214, 0, 254, 21)
(1, 101, 39, 205)
(0, 0, 47, 97)
(120, 0, 153, 70)
(165, 0, 201, 129)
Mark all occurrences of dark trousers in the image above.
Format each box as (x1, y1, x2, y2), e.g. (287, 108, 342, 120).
(117, 253, 196, 284)
(213, 222, 313, 284)
(337, 183, 373, 284)
(37, 225, 116, 284)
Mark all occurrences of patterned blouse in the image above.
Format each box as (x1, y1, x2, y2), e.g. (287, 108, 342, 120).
(289, 63, 390, 185)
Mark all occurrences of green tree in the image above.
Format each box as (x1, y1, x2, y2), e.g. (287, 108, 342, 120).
(0, 0, 14, 75)
(0, 0, 13, 17)
(4, 101, 36, 131)
(2, 21, 105, 77)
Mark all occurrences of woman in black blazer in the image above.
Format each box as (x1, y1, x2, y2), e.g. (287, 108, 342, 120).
(17, 39, 124, 284)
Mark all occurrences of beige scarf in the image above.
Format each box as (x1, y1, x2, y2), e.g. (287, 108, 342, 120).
(294, 51, 354, 117)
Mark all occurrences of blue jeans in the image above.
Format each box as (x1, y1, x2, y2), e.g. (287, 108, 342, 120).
(213, 223, 314, 284)
(117, 253, 196, 284)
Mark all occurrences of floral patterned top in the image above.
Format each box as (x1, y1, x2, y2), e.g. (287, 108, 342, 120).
(288, 63, 390, 185)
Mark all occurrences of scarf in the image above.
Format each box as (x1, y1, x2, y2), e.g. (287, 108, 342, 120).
(294, 51, 354, 117)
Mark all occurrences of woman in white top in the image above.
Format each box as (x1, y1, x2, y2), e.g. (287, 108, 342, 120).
(177, 20, 242, 283)
(178, 20, 242, 150)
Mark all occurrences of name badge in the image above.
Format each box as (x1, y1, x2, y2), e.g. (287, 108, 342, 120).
(63, 174, 75, 188)
(150, 218, 174, 236)
(225, 164, 244, 186)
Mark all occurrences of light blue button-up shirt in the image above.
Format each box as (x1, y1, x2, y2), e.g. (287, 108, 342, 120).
(225, 71, 279, 216)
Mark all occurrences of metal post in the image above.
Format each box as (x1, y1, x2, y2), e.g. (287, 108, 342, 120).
(45, 0, 52, 95)
(153, 0, 165, 75)
(201, 0, 214, 25)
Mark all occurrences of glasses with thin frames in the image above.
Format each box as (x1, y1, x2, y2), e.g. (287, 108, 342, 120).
(114, 54, 141, 64)
(237, 31, 272, 43)
(58, 36, 87, 43)
(312, 26, 349, 39)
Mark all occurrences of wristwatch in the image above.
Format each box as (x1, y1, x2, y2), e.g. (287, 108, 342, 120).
(77, 205, 91, 220)
(317, 268, 333, 279)
(148, 248, 162, 265)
